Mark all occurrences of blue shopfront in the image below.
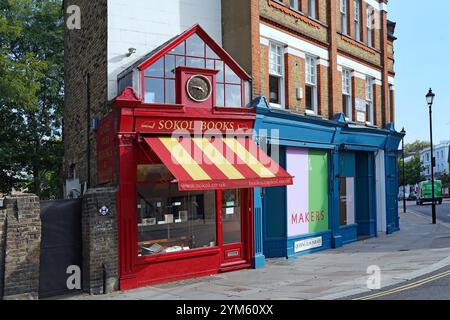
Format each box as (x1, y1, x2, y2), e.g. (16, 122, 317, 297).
(251, 98, 404, 268)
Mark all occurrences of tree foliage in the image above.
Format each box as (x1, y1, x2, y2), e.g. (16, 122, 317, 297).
(404, 140, 431, 156)
(0, 0, 64, 199)
(398, 155, 425, 186)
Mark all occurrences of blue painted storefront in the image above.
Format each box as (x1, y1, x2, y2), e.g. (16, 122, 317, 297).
(252, 97, 404, 268)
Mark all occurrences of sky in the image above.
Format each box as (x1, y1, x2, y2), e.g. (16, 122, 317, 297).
(389, 0, 450, 144)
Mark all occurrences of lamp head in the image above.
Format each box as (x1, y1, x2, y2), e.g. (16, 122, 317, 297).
(426, 88, 435, 106)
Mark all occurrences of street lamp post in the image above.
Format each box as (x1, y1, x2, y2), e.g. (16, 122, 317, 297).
(401, 128, 406, 213)
(426, 88, 437, 225)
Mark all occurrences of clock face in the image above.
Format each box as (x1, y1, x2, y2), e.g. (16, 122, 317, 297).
(186, 75, 212, 102)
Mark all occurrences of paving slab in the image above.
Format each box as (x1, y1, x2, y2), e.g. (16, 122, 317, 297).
(61, 211, 450, 300)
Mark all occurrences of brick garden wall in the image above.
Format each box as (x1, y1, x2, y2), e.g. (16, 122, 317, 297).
(0, 195, 41, 300)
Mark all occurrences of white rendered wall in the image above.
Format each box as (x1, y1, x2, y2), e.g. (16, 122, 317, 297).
(107, 0, 222, 100)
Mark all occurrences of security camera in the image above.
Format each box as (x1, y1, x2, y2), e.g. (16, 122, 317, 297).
(127, 48, 137, 57)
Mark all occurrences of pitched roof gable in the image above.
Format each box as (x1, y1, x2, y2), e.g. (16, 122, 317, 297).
(118, 24, 250, 81)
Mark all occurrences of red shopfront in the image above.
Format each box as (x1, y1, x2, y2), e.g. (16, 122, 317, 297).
(99, 25, 293, 290)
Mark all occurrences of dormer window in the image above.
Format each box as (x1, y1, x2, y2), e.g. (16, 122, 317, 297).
(136, 31, 247, 108)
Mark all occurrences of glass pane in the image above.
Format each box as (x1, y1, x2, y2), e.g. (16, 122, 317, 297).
(222, 189, 241, 245)
(306, 85, 313, 111)
(215, 61, 224, 82)
(176, 56, 186, 69)
(137, 183, 217, 256)
(339, 177, 355, 226)
(144, 78, 164, 104)
(186, 34, 205, 57)
(165, 55, 175, 78)
(225, 84, 242, 108)
(244, 81, 252, 107)
(206, 45, 219, 59)
(144, 57, 164, 77)
(216, 83, 225, 107)
(269, 75, 280, 104)
(225, 65, 240, 84)
(166, 79, 175, 104)
(186, 57, 205, 68)
(171, 41, 185, 55)
(206, 59, 215, 70)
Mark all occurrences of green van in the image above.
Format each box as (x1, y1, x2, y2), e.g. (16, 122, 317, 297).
(417, 180, 443, 205)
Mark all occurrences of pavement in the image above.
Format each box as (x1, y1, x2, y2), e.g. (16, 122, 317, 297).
(61, 210, 450, 300)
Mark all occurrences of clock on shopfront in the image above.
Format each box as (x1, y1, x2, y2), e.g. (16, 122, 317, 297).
(186, 75, 212, 102)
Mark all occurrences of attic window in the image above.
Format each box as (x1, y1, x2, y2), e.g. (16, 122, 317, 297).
(142, 34, 245, 108)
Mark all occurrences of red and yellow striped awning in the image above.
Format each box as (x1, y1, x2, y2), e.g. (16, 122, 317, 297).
(144, 136, 293, 191)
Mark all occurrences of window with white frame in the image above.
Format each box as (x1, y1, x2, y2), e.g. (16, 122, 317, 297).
(341, 0, 348, 35)
(289, 0, 300, 11)
(366, 5, 374, 47)
(365, 76, 374, 124)
(354, 0, 361, 41)
(269, 42, 285, 108)
(305, 55, 318, 114)
(342, 69, 352, 120)
(387, 84, 393, 123)
(308, 0, 316, 19)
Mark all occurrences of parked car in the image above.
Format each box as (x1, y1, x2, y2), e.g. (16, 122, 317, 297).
(416, 180, 443, 205)
(407, 191, 417, 201)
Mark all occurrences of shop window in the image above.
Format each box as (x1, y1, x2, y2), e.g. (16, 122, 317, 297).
(286, 148, 329, 237)
(136, 178, 217, 256)
(305, 55, 318, 114)
(339, 177, 355, 226)
(222, 189, 242, 245)
(142, 34, 244, 107)
(340, 0, 348, 35)
(269, 41, 285, 108)
(342, 68, 352, 121)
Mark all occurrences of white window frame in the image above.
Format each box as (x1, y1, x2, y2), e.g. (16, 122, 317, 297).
(365, 76, 374, 125)
(342, 68, 352, 121)
(341, 0, 348, 35)
(289, 0, 300, 11)
(305, 55, 318, 115)
(354, 0, 361, 41)
(269, 41, 285, 109)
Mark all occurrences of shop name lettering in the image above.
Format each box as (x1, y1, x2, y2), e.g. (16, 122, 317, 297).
(291, 210, 326, 224)
(141, 120, 241, 131)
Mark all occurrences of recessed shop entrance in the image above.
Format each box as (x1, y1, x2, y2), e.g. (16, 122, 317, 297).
(355, 152, 376, 238)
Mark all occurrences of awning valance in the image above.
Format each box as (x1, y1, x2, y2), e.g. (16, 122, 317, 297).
(143, 136, 293, 191)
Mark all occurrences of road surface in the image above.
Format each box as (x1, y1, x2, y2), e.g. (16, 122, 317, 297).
(400, 199, 450, 223)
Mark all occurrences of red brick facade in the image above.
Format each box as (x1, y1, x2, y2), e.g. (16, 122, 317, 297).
(224, 0, 396, 128)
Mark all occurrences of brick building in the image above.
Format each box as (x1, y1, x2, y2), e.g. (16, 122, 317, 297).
(63, 0, 403, 292)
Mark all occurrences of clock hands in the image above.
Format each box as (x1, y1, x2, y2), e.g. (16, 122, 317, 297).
(191, 85, 205, 93)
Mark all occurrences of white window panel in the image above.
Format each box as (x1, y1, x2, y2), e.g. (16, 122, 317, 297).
(342, 69, 351, 95)
(305, 55, 317, 85)
(269, 42, 283, 76)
